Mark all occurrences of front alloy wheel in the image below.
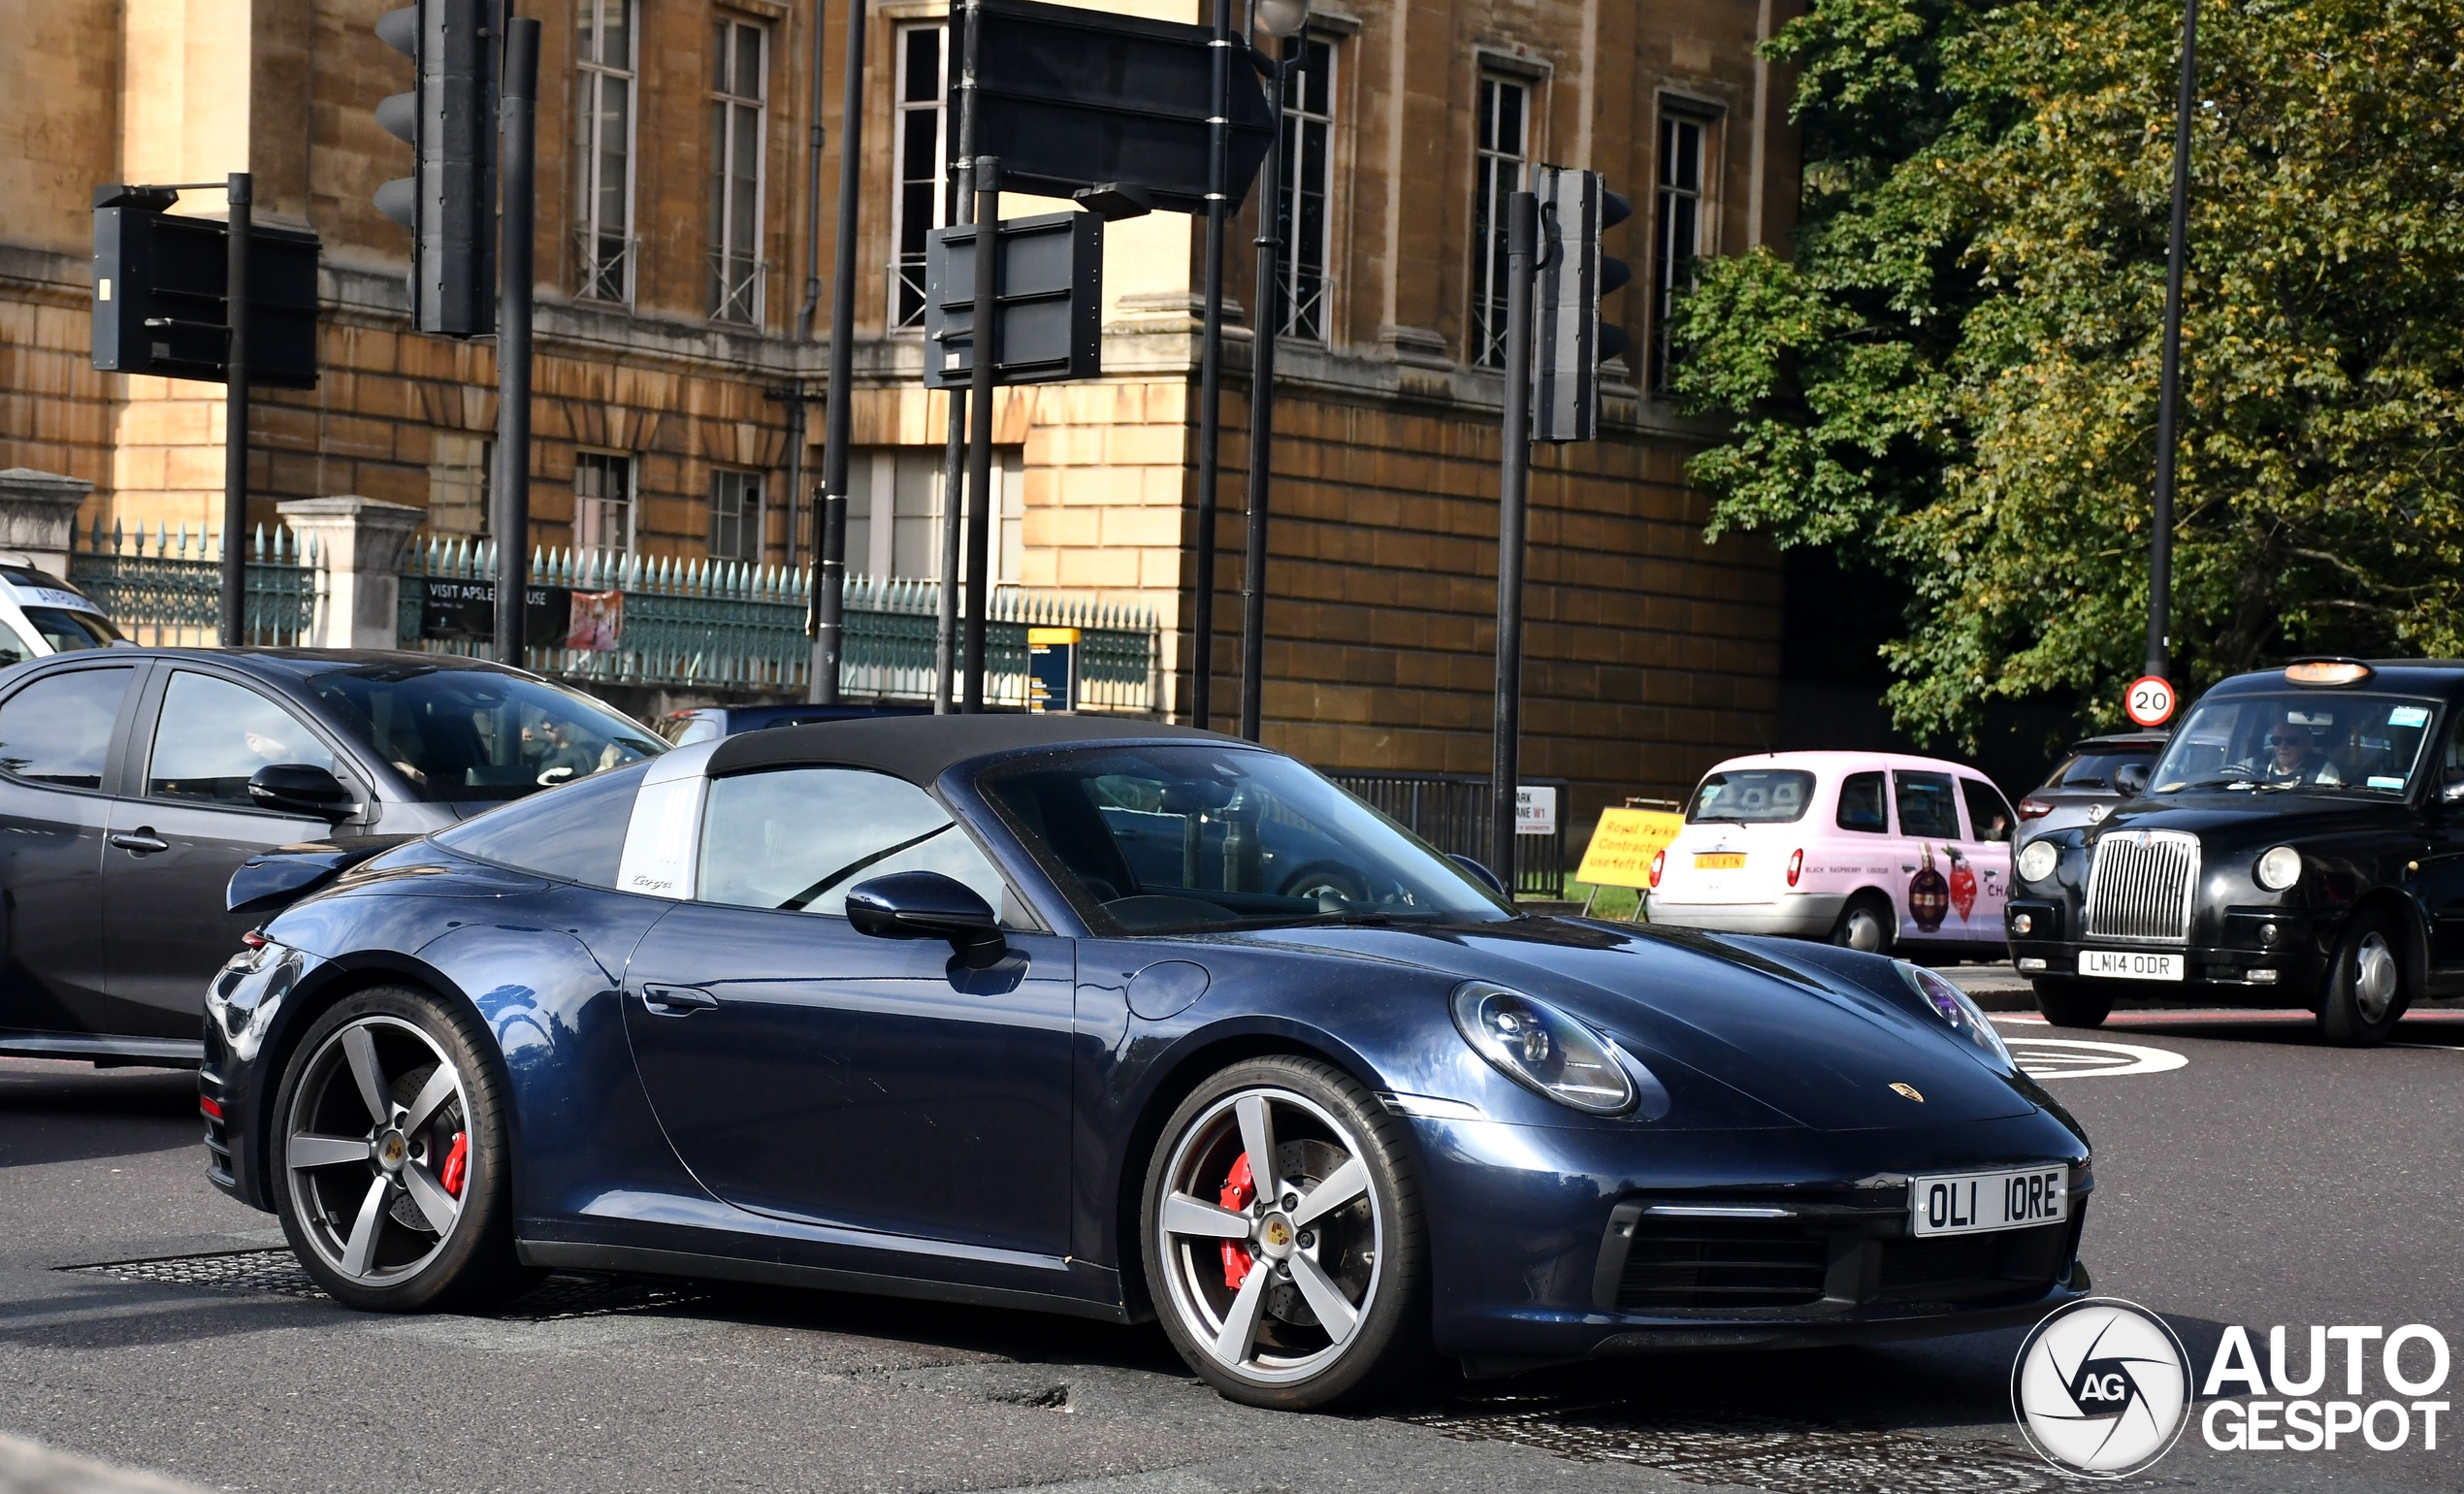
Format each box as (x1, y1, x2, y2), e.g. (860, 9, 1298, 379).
(2319, 912, 2408, 1047)
(1144, 1058, 1424, 1409)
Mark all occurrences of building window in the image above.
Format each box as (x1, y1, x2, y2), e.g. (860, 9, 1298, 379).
(709, 469, 762, 561)
(850, 447, 1022, 584)
(428, 433, 492, 536)
(709, 18, 768, 324)
(575, 451, 635, 554)
(574, 0, 638, 303)
(1471, 75, 1530, 368)
(1652, 107, 1714, 390)
(890, 24, 948, 329)
(1274, 35, 1336, 341)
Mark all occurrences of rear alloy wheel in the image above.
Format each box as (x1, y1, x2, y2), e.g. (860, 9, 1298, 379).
(2031, 977, 2111, 1029)
(273, 987, 526, 1311)
(2319, 911, 2408, 1048)
(1143, 1057, 1425, 1410)
(1832, 894, 1894, 955)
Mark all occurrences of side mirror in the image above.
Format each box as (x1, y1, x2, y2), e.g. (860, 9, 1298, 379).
(2442, 773, 2464, 803)
(1450, 853, 1509, 898)
(248, 763, 355, 820)
(846, 870, 1007, 968)
(2113, 762, 2149, 797)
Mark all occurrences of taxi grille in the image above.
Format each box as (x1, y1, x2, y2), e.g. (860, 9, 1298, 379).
(2082, 830, 2198, 944)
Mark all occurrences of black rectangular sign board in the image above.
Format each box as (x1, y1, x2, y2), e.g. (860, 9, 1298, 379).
(420, 577, 572, 643)
(924, 211, 1103, 388)
(91, 186, 320, 389)
(958, 0, 1276, 214)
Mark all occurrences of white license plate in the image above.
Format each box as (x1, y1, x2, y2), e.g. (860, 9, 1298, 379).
(2077, 949, 2184, 981)
(1910, 1165, 2070, 1238)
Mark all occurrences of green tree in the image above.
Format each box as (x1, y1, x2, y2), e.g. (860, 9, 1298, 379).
(1673, 0, 2464, 745)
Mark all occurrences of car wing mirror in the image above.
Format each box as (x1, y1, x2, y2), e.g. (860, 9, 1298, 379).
(1449, 853, 1509, 899)
(2113, 763, 2149, 797)
(846, 870, 1008, 968)
(2442, 773, 2464, 803)
(248, 763, 356, 820)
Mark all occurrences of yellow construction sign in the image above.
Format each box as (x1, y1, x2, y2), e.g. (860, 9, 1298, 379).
(1575, 808, 1685, 890)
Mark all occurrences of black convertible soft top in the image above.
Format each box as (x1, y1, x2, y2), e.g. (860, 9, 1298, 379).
(703, 714, 1245, 787)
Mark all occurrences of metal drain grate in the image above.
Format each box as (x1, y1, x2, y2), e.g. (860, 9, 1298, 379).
(63, 1249, 712, 1321)
(1400, 1398, 2176, 1493)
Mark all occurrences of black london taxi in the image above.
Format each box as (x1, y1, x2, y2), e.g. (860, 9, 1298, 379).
(2006, 658, 2464, 1044)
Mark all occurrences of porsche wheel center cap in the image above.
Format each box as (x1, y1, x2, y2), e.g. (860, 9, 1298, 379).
(1258, 1214, 1295, 1257)
(375, 1130, 408, 1170)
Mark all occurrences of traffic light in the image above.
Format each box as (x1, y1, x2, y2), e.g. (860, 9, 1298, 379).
(375, 0, 496, 337)
(1531, 166, 1633, 442)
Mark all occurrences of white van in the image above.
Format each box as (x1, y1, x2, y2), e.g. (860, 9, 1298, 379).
(0, 560, 130, 665)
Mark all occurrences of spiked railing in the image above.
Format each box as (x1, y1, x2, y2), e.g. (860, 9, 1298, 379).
(399, 540, 1161, 711)
(69, 517, 320, 647)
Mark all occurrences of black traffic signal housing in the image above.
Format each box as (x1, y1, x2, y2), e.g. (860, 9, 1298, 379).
(1531, 166, 1633, 442)
(91, 185, 321, 388)
(375, 0, 497, 337)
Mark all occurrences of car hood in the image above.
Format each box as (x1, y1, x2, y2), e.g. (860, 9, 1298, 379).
(1225, 918, 2042, 1130)
(2096, 795, 2397, 843)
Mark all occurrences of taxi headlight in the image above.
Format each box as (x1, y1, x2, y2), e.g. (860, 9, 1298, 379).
(1897, 960, 2014, 1067)
(2255, 846, 2303, 892)
(2016, 839, 2060, 884)
(1449, 983, 1637, 1115)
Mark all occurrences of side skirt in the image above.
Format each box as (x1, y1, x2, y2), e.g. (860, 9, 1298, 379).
(0, 1030, 203, 1068)
(516, 1240, 1133, 1325)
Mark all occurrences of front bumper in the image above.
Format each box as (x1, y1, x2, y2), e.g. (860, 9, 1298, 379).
(1410, 1111, 2091, 1363)
(2005, 899, 2329, 1004)
(1646, 893, 1845, 940)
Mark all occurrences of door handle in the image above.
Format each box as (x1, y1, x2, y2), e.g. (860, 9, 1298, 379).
(641, 985, 719, 1015)
(110, 829, 170, 855)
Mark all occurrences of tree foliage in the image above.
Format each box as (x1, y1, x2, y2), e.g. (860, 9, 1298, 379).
(1672, 0, 2464, 743)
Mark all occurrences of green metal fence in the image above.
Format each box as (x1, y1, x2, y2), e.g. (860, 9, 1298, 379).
(68, 518, 319, 647)
(399, 539, 1161, 711)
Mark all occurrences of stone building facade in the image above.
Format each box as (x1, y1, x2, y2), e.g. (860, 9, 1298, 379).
(0, 0, 1798, 828)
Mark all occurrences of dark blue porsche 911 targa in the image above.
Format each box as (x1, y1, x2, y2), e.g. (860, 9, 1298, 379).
(202, 717, 2093, 1408)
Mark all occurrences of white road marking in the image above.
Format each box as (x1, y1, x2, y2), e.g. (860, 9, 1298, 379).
(2004, 1037, 2188, 1079)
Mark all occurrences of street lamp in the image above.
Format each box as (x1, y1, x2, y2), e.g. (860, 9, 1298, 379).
(1235, 0, 1310, 741)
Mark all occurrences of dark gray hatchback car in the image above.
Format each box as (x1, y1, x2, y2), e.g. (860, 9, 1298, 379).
(0, 649, 661, 1065)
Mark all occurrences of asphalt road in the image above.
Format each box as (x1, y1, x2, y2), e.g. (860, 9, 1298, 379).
(1, 1002, 2457, 1494)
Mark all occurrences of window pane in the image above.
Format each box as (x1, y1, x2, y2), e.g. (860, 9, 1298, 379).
(1894, 771, 1962, 839)
(148, 672, 336, 806)
(437, 757, 650, 886)
(697, 766, 1008, 918)
(0, 667, 130, 789)
(1835, 771, 1887, 833)
(308, 664, 663, 800)
(1961, 779, 2014, 843)
(736, 24, 762, 100)
(1686, 768, 1814, 824)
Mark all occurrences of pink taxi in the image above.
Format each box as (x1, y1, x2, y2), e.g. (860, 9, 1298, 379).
(1643, 751, 2020, 958)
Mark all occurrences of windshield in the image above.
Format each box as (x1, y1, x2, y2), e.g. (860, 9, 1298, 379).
(2149, 692, 2436, 798)
(1687, 768, 1815, 824)
(979, 744, 1514, 936)
(2044, 748, 2156, 792)
(302, 663, 665, 801)
(20, 605, 125, 651)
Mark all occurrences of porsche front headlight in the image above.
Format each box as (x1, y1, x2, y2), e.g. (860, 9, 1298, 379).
(1897, 960, 2014, 1067)
(2016, 838, 2060, 884)
(1449, 983, 1637, 1115)
(2254, 845, 2302, 892)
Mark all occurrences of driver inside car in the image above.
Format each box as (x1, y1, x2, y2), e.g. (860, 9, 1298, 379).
(2259, 724, 2342, 786)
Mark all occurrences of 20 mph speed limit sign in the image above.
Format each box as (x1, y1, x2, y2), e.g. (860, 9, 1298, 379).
(2125, 675, 2176, 728)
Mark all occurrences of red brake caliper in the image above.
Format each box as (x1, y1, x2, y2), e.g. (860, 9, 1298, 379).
(1218, 1153, 1255, 1290)
(439, 1132, 469, 1198)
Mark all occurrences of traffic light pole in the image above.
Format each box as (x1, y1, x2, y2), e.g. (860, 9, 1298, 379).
(810, 0, 864, 705)
(219, 172, 250, 648)
(1238, 51, 1294, 743)
(961, 157, 1001, 712)
(936, 0, 984, 713)
(492, 17, 539, 665)
(2148, 0, 2195, 684)
(1489, 191, 1538, 893)
(1190, 0, 1233, 731)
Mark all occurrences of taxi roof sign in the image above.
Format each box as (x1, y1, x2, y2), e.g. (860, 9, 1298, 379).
(2285, 658, 2375, 687)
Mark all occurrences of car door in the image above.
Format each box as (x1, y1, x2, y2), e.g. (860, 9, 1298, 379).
(2415, 709, 2464, 974)
(0, 662, 144, 1035)
(1891, 769, 1965, 947)
(620, 763, 1074, 1256)
(99, 667, 359, 1035)
(1957, 776, 2018, 940)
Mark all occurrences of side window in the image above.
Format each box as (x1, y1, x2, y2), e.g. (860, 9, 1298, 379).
(1834, 771, 1887, 833)
(1961, 778, 2015, 843)
(1894, 771, 1962, 839)
(0, 666, 133, 789)
(696, 766, 1013, 921)
(0, 617, 35, 666)
(434, 759, 650, 887)
(147, 671, 337, 808)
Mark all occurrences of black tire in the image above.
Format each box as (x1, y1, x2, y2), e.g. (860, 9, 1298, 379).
(2031, 978, 2111, 1029)
(2318, 909, 2409, 1048)
(270, 985, 531, 1312)
(1831, 893, 1895, 956)
(1141, 1056, 1429, 1411)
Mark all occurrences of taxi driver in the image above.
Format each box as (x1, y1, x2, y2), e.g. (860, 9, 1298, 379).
(2260, 724, 2342, 786)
